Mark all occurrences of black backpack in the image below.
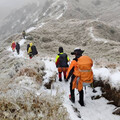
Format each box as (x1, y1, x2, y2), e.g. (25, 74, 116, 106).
(32, 45, 38, 56)
(58, 53, 68, 67)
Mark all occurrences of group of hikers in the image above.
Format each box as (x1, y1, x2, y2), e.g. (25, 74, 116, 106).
(11, 29, 93, 106)
(11, 41, 20, 54)
(11, 30, 38, 59)
(55, 47, 93, 106)
(11, 41, 38, 59)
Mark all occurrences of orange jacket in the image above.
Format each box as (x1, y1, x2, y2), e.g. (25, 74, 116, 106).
(66, 59, 83, 91)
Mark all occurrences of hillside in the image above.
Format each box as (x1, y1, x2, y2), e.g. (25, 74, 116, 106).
(1, 0, 120, 44)
(0, 0, 120, 119)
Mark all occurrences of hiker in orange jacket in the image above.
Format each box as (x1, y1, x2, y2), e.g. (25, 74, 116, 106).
(55, 47, 70, 82)
(11, 41, 16, 52)
(66, 48, 85, 106)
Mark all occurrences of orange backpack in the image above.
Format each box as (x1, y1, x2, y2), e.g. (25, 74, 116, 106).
(74, 56, 93, 84)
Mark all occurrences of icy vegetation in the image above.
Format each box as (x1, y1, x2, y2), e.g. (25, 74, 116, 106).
(0, 0, 120, 119)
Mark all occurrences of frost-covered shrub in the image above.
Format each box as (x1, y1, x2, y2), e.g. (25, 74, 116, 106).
(0, 93, 70, 120)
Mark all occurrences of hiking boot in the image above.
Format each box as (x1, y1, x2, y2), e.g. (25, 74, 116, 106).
(78, 100, 85, 106)
(59, 78, 62, 82)
(69, 95, 75, 103)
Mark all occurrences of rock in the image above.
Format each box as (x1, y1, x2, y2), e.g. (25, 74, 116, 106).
(113, 108, 120, 115)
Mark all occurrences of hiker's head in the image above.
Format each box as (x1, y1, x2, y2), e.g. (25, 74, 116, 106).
(30, 42, 33, 47)
(71, 48, 84, 56)
(59, 47, 63, 53)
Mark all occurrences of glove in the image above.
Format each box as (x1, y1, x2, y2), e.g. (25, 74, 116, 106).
(65, 78, 68, 82)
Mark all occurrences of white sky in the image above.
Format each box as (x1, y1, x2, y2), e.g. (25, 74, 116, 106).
(0, 0, 43, 21)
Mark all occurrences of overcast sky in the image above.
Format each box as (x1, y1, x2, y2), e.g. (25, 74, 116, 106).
(0, 0, 42, 21)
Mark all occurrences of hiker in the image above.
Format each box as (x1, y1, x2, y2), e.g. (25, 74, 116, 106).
(66, 48, 93, 106)
(66, 48, 85, 106)
(55, 47, 70, 82)
(11, 41, 16, 52)
(22, 30, 26, 39)
(16, 42, 20, 54)
(27, 43, 38, 59)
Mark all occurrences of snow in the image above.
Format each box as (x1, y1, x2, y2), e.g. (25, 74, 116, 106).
(93, 67, 120, 90)
(7, 39, 26, 58)
(19, 39, 26, 45)
(33, 18, 38, 23)
(43, 0, 67, 19)
(6, 38, 120, 120)
(89, 27, 108, 43)
(26, 27, 36, 33)
(43, 60, 120, 120)
(56, 13, 63, 20)
(109, 72, 120, 89)
(93, 68, 111, 81)
(38, 23, 45, 28)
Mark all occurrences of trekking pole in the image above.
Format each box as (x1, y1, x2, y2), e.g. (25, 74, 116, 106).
(84, 86, 87, 94)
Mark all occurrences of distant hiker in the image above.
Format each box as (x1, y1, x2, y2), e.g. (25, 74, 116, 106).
(11, 41, 16, 52)
(22, 30, 26, 39)
(55, 47, 70, 82)
(27, 43, 38, 59)
(32, 45, 38, 56)
(27, 43, 33, 59)
(16, 42, 20, 54)
(66, 48, 93, 106)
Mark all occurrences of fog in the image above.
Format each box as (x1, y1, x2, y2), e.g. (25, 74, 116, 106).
(0, 0, 46, 22)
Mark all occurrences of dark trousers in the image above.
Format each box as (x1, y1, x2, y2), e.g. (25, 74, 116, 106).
(16, 49, 20, 54)
(79, 90, 84, 106)
(70, 75, 84, 105)
(70, 75, 75, 102)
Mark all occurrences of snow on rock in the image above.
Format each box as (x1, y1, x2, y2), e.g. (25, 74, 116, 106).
(43, 0, 67, 19)
(89, 27, 108, 43)
(26, 27, 36, 33)
(38, 22, 46, 28)
(56, 13, 64, 20)
(93, 68, 111, 81)
(93, 67, 120, 90)
(109, 72, 120, 90)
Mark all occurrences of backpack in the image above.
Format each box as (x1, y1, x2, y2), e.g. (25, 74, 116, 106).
(74, 56, 93, 84)
(59, 53, 69, 67)
(32, 45, 38, 56)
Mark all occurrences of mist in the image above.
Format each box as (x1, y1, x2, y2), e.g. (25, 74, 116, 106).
(0, 0, 46, 22)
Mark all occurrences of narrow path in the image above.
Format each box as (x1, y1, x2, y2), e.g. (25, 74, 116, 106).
(43, 59, 120, 120)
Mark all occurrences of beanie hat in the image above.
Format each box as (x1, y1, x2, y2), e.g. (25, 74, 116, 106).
(59, 47, 63, 53)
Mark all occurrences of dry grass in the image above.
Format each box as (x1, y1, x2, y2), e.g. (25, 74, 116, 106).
(18, 68, 37, 77)
(0, 93, 70, 120)
(105, 64, 117, 69)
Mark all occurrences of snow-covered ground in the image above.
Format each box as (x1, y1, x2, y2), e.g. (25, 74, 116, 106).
(6, 38, 120, 120)
(44, 59, 120, 120)
(7, 39, 27, 58)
